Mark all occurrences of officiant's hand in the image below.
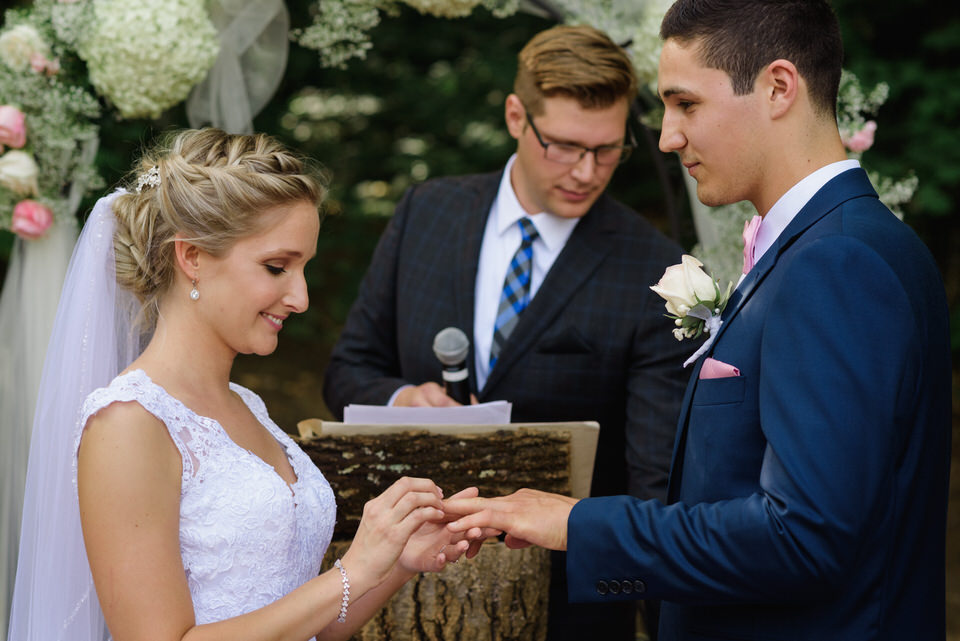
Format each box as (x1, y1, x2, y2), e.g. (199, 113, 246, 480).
(394, 382, 477, 407)
(444, 489, 580, 551)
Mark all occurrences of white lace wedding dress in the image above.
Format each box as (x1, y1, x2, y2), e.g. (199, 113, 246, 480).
(76, 369, 337, 625)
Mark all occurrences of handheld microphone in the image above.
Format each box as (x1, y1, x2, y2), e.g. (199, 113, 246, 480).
(432, 327, 471, 405)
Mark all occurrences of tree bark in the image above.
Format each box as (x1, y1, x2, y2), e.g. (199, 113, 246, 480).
(321, 540, 550, 641)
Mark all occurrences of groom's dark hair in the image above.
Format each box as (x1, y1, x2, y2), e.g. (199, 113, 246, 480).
(660, 0, 843, 118)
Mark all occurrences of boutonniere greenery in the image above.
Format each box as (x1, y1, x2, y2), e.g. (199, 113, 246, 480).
(650, 255, 733, 366)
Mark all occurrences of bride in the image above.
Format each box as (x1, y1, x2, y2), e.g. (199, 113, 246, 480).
(8, 128, 477, 641)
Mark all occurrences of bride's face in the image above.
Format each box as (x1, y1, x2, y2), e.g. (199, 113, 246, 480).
(198, 200, 320, 357)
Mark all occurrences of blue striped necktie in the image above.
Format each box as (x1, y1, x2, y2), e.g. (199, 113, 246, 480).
(490, 217, 539, 369)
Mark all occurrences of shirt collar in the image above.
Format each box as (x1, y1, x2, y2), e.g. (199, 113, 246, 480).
(494, 154, 579, 252)
(754, 159, 860, 261)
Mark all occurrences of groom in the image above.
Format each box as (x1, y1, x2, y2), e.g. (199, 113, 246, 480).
(447, 1, 953, 639)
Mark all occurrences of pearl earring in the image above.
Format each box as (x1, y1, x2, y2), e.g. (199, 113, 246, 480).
(190, 280, 200, 301)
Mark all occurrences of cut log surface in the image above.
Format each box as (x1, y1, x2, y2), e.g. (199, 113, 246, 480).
(297, 429, 571, 540)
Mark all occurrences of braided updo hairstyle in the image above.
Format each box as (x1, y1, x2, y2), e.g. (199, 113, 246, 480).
(111, 128, 327, 328)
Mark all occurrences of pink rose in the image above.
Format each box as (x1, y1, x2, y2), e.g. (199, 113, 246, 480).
(11, 199, 53, 239)
(29, 52, 59, 76)
(842, 120, 877, 153)
(0, 105, 27, 152)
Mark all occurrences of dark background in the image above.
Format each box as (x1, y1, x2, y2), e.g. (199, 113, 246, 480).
(1, 1, 958, 636)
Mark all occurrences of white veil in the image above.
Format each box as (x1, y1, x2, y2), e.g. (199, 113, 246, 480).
(7, 189, 142, 641)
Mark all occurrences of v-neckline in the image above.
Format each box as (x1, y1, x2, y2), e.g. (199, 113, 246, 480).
(125, 369, 301, 493)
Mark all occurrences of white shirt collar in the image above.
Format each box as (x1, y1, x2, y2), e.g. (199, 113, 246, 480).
(754, 159, 860, 262)
(495, 154, 579, 252)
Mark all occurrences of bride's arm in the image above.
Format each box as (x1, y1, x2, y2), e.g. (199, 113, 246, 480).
(78, 402, 452, 641)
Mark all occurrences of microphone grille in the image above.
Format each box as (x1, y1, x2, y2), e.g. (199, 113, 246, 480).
(433, 327, 470, 366)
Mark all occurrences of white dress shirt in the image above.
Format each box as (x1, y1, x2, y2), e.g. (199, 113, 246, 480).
(473, 154, 579, 390)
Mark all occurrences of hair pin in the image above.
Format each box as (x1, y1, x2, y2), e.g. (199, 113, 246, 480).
(136, 166, 161, 193)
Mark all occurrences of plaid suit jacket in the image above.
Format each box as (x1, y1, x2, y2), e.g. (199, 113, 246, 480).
(323, 171, 691, 500)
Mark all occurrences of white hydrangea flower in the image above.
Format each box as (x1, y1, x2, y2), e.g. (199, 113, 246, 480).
(77, 0, 219, 119)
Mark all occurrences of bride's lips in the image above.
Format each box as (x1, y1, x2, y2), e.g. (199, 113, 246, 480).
(261, 312, 286, 330)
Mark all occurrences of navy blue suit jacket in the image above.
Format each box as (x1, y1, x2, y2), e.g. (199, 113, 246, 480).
(324, 171, 691, 500)
(566, 168, 952, 640)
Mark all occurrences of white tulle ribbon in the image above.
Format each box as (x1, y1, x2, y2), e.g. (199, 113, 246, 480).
(187, 0, 289, 134)
(682, 305, 723, 368)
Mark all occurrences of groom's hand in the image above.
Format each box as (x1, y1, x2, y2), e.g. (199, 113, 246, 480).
(444, 489, 579, 552)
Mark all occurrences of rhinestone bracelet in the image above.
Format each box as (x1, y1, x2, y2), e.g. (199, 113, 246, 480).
(334, 559, 350, 623)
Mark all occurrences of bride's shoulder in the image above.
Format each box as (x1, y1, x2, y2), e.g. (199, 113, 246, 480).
(79, 370, 171, 438)
(82, 369, 155, 414)
(75, 369, 183, 476)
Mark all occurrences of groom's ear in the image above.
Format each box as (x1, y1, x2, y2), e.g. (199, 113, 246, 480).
(762, 58, 799, 120)
(173, 234, 201, 281)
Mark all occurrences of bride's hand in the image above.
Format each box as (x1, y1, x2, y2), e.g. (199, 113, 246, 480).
(396, 487, 485, 573)
(341, 477, 445, 593)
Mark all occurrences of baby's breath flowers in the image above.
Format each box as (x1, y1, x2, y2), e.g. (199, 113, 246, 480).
(0, 1, 102, 235)
(294, 0, 518, 69)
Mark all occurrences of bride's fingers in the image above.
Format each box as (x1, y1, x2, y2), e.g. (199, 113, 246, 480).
(377, 477, 444, 511)
(391, 490, 445, 522)
(444, 486, 479, 502)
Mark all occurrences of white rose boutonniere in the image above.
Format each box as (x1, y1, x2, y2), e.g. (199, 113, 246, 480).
(651, 255, 733, 367)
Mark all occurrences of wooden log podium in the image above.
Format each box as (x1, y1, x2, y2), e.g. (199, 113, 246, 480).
(295, 420, 599, 641)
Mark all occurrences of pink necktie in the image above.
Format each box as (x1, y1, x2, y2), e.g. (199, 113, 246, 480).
(742, 215, 762, 275)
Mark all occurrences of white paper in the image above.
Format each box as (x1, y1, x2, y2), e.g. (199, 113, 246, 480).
(343, 401, 512, 425)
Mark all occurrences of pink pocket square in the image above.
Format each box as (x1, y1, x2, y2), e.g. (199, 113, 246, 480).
(700, 357, 741, 379)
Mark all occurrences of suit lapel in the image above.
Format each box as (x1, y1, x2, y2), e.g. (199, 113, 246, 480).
(667, 169, 878, 500)
(481, 198, 615, 393)
(456, 172, 503, 393)
(710, 168, 877, 349)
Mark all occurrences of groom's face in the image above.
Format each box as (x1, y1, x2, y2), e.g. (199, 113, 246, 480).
(505, 93, 628, 219)
(657, 38, 767, 209)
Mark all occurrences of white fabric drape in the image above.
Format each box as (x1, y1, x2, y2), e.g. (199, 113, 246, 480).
(187, 0, 289, 134)
(0, 220, 77, 641)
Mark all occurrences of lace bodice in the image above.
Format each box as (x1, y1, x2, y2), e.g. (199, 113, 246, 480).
(76, 369, 336, 625)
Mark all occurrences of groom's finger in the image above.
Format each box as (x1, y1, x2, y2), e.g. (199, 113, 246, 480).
(445, 498, 514, 533)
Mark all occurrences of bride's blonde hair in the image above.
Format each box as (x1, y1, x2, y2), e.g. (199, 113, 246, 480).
(111, 128, 327, 328)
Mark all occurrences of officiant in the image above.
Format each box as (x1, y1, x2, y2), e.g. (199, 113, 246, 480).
(322, 24, 690, 641)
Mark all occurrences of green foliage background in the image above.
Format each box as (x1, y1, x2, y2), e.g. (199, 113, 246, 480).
(2, 1, 958, 371)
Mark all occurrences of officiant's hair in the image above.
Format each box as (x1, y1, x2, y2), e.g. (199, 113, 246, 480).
(111, 128, 327, 326)
(660, 0, 843, 118)
(513, 24, 637, 116)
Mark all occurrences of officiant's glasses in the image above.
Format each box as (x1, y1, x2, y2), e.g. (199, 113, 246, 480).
(524, 109, 636, 165)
